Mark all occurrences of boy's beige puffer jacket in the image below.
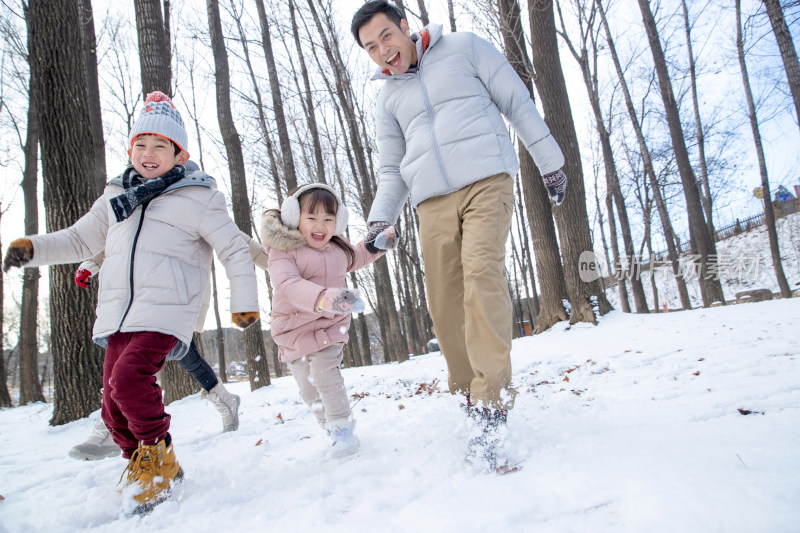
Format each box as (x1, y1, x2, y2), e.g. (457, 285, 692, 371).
(25, 169, 258, 360)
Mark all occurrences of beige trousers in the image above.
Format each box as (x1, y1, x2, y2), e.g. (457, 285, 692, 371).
(286, 343, 351, 426)
(417, 173, 516, 409)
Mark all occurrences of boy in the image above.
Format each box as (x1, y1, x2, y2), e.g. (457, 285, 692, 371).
(3, 91, 259, 513)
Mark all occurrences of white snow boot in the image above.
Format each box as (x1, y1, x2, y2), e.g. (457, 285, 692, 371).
(201, 382, 241, 432)
(325, 418, 360, 458)
(69, 419, 121, 460)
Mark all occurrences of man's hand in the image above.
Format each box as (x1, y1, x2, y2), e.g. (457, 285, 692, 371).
(365, 221, 400, 254)
(543, 169, 567, 206)
(232, 312, 259, 329)
(3, 238, 34, 272)
(317, 288, 365, 314)
(75, 268, 93, 289)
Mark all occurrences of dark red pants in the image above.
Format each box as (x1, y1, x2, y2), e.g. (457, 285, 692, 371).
(101, 331, 176, 458)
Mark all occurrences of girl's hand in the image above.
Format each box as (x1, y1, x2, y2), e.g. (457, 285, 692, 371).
(318, 288, 365, 314)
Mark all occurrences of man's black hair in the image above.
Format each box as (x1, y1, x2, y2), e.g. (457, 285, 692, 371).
(351, 1, 404, 48)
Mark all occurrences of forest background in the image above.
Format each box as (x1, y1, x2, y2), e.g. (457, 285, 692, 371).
(0, 0, 798, 422)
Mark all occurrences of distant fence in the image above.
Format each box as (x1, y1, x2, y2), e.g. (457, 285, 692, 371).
(600, 200, 798, 284)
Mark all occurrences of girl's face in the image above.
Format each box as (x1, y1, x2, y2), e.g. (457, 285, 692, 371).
(298, 200, 337, 250)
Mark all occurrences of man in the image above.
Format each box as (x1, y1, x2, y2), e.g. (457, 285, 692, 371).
(352, 1, 567, 469)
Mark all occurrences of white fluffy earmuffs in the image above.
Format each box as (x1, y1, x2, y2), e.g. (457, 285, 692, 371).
(280, 182, 349, 236)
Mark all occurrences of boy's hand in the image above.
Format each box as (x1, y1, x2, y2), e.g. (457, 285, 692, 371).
(317, 288, 365, 314)
(365, 222, 400, 254)
(232, 312, 259, 329)
(75, 268, 93, 288)
(543, 169, 567, 206)
(3, 238, 34, 272)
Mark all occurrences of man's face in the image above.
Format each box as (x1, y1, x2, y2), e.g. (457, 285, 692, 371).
(359, 13, 418, 75)
(129, 134, 187, 179)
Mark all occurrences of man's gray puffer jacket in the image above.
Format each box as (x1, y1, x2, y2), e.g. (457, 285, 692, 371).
(367, 24, 564, 225)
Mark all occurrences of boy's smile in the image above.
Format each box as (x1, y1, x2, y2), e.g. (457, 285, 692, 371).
(130, 134, 188, 179)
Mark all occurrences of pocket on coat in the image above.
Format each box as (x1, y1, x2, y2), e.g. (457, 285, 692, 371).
(169, 258, 189, 305)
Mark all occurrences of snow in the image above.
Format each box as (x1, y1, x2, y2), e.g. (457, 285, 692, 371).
(1, 296, 799, 532)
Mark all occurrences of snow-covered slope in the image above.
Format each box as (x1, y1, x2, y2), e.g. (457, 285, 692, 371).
(1, 297, 798, 532)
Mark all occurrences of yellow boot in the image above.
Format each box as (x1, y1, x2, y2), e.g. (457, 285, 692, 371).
(124, 437, 184, 514)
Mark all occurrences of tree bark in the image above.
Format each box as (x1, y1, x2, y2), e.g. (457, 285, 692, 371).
(498, 0, 569, 333)
(596, 0, 691, 310)
(0, 208, 12, 407)
(255, 0, 298, 191)
(162, 333, 202, 405)
(207, 0, 271, 389)
(78, 0, 107, 191)
(28, 0, 105, 423)
(447, 0, 457, 32)
(529, 0, 612, 324)
(134, 0, 172, 97)
(736, 0, 792, 298)
(637, 0, 725, 307)
(763, 0, 800, 135)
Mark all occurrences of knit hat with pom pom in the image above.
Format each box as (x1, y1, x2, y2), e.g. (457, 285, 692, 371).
(128, 91, 189, 157)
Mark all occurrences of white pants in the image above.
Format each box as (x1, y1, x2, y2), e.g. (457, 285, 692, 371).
(286, 343, 351, 426)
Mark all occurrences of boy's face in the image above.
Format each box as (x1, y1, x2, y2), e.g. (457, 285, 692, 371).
(359, 13, 417, 76)
(298, 202, 336, 250)
(129, 134, 188, 180)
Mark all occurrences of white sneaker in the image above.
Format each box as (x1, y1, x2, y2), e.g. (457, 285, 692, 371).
(69, 419, 121, 460)
(201, 382, 241, 432)
(326, 418, 360, 458)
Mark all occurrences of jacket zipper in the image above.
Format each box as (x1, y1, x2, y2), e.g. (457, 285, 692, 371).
(415, 66, 455, 195)
(117, 201, 149, 330)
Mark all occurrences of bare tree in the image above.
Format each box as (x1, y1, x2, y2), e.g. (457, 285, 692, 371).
(447, 0, 457, 32)
(736, 0, 792, 298)
(255, 0, 298, 191)
(134, 0, 172, 97)
(498, 0, 569, 331)
(763, 0, 800, 133)
(0, 206, 12, 407)
(529, 0, 613, 324)
(28, 0, 105, 423)
(681, 0, 715, 241)
(557, 0, 650, 313)
(636, 0, 725, 307)
(207, 0, 272, 389)
(595, 0, 691, 310)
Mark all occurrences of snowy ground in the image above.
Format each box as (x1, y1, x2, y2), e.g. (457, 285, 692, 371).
(1, 296, 799, 532)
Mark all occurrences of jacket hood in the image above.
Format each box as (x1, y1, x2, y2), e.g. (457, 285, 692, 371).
(370, 23, 443, 81)
(261, 209, 306, 252)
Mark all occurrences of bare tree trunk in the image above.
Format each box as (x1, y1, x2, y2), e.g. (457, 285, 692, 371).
(681, 0, 715, 242)
(78, 0, 106, 191)
(416, 0, 430, 26)
(289, 0, 326, 183)
(557, 0, 648, 313)
(28, 0, 105, 423)
(18, 28, 45, 405)
(255, 0, 298, 191)
(596, 0, 691, 310)
(529, 0, 612, 323)
(210, 262, 228, 382)
(207, 0, 271, 389)
(763, 0, 800, 134)
(447, 0, 457, 32)
(134, 0, 172, 96)
(736, 0, 792, 299)
(498, 0, 568, 332)
(637, 0, 725, 307)
(0, 208, 12, 407)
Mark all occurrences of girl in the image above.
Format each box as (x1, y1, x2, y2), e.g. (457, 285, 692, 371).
(261, 183, 396, 457)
